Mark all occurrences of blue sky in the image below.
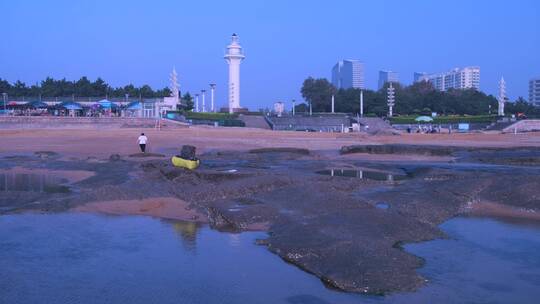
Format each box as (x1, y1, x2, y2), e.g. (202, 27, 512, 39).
(1, 0, 539, 109)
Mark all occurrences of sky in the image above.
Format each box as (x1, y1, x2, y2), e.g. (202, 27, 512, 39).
(1, 0, 539, 110)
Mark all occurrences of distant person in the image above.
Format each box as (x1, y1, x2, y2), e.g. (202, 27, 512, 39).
(137, 133, 148, 153)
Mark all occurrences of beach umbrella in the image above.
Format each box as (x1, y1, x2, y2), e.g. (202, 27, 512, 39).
(414, 115, 434, 122)
(98, 99, 117, 109)
(26, 101, 48, 108)
(90, 103, 102, 110)
(59, 101, 83, 110)
(127, 101, 142, 110)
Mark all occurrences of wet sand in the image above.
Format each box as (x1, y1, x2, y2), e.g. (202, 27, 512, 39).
(74, 197, 208, 222)
(467, 200, 540, 221)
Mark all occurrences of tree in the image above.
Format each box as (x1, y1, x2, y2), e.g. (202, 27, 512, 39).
(91, 77, 109, 97)
(182, 92, 194, 111)
(139, 85, 154, 98)
(12, 80, 28, 96)
(294, 103, 309, 113)
(506, 97, 540, 117)
(0, 76, 186, 100)
(74, 77, 93, 97)
(0, 78, 12, 94)
(155, 87, 172, 98)
(301, 77, 336, 112)
(300, 76, 507, 117)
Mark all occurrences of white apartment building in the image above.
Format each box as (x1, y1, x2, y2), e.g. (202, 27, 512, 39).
(530, 78, 540, 106)
(332, 60, 365, 89)
(415, 66, 480, 91)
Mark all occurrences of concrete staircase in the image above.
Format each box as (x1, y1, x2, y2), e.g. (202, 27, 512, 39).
(357, 117, 399, 135)
(484, 121, 516, 131)
(238, 114, 271, 129)
(502, 119, 540, 133)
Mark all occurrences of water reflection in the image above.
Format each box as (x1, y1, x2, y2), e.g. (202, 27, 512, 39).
(170, 221, 200, 251)
(1, 214, 539, 303)
(316, 169, 407, 182)
(0, 172, 69, 193)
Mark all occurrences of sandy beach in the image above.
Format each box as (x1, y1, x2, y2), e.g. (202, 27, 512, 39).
(1, 127, 538, 158)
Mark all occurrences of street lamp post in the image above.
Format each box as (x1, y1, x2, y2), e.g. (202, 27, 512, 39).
(201, 90, 207, 113)
(209, 84, 216, 112)
(292, 99, 296, 116)
(2, 93, 7, 114)
(359, 89, 364, 117)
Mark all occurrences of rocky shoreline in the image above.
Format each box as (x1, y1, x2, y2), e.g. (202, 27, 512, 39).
(1, 144, 539, 295)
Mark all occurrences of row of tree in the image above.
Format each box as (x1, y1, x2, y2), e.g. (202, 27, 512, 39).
(299, 77, 540, 116)
(0, 77, 172, 98)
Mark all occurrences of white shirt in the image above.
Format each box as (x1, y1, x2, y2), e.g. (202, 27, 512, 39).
(137, 135, 148, 145)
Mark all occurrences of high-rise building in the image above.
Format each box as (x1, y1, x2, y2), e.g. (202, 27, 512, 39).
(530, 78, 540, 106)
(378, 70, 399, 89)
(413, 72, 428, 83)
(332, 60, 364, 89)
(414, 66, 480, 91)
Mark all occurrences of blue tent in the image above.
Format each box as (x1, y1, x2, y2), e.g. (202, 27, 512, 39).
(26, 101, 48, 108)
(97, 99, 117, 109)
(59, 102, 83, 110)
(127, 101, 142, 110)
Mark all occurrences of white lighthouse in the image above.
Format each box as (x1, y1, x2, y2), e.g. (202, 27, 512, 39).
(224, 33, 245, 113)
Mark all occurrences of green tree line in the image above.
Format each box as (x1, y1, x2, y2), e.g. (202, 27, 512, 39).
(299, 77, 540, 116)
(0, 77, 172, 98)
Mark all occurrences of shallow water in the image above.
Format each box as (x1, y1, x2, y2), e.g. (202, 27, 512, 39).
(316, 169, 407, 182)
(0, 214, 539, 304)
(0, 172, 69, 193)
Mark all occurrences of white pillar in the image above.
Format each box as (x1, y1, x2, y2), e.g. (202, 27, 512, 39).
(292, 99, 295, 116)
(360, 90, 364, 117)
(201, 90, 206, 113)
(498, 77, 506, 116)
(195, 94, 199, 112)
(210, 84, 216, 112)
(331, 95, 335, 113)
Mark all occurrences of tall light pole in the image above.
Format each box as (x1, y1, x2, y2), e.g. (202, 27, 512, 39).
(359, 89, 364, 117)
(2, 93, 7, 114)
(331, 95, 335, 113)
(387, 82, 395, 117)
(209, 84, 216, 112)
(498, 77, 506, 116)
(195, 93, 200, 112)
(292, 99, 296, 116)
(201, 90, 206, 112)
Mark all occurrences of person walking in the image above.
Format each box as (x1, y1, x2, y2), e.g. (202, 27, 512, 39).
(137, 133, 148, 153)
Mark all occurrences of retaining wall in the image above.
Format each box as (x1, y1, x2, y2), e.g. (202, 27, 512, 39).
(0, 116, 187, 129)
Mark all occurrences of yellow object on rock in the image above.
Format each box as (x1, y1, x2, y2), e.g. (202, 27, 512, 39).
(171, 156, 200, 170)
